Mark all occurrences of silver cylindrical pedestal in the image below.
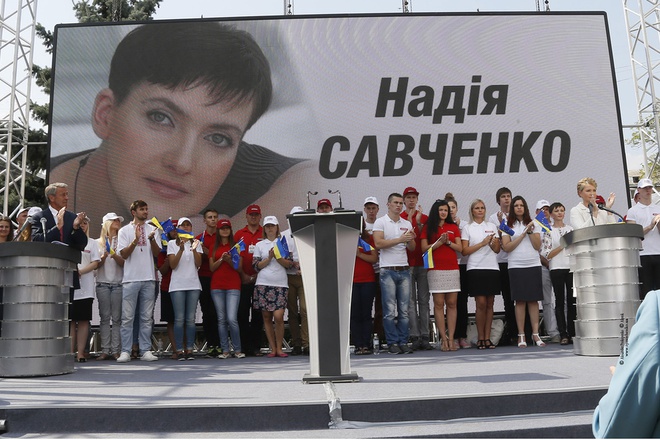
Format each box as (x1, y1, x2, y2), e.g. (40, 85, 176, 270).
(562, 224, 643, 356)
(0, 243, 79, 377)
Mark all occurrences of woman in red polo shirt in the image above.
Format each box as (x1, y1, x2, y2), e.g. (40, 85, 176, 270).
(350, 220, 378, 355)
(209, 219, 245, 359)
(421, 199, 462, 352)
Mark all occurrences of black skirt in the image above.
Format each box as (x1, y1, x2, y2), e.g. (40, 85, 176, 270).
(466, 269, 501, 297)
(509, 266, 543, 301)
(70, 298, 94, 321)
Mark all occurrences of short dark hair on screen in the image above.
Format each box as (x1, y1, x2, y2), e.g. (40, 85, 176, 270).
(109, 21, 273, 129)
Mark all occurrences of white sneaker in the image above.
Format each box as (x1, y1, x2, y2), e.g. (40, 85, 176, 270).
(116, 352, 130, 363)
(140, 351, 158, 361)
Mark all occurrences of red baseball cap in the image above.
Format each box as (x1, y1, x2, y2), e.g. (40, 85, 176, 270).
(403, 186, 419, 196)
(245, 204, 261, 215)
(218, 219, 231, 228)
(317, 198, 333, 209)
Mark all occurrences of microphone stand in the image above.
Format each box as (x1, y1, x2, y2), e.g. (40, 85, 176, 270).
(12, 216, 32, 241)
(598, 204, 625, 222)
(588, 203, 596, 226)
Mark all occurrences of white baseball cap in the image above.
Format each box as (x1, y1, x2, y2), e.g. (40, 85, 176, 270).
(535, 200, 550, 210)
(364, 196, 379, 206)
(102, 212, 124, 224)
(637, 178, 654, 189)
(263, 215, 279, 226)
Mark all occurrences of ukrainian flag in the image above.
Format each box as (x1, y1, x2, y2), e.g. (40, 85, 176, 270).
(358, 237, 373, 252)
(176, 228, 195, 240)
(422, 248, 434, 269)
(273, 236, 289, 259)
(105, 238, 115, 255)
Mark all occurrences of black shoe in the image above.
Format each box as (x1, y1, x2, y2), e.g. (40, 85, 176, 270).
(291, 346, 302, 356)
(400, 344, 413, 354)
(409, 337, 421, 351)
(388, 344, 402, 354)
(420, 338, 433, 350)
(301, 347, 310, 356)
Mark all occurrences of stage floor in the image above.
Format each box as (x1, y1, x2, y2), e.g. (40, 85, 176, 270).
(0, 343, 616, 438)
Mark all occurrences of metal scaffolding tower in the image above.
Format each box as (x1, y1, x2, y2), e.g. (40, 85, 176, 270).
(623, 0, 660, 177)
(0, 0, 38, 217)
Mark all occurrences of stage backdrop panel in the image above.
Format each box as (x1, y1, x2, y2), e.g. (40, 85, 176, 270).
(49, 13, 627, 235)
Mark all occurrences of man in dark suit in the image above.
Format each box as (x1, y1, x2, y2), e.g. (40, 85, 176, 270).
(31, 182, 87, 250)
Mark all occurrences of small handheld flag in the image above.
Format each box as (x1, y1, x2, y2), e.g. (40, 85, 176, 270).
(273, 236, 289, 259)
(160, 232, 169, 247)
(422, 248, 434, 269)
(228, 238, 246, 270)
(534, 211, 552, 232)
(499, 219, 515, 236)
(358, 237, 373, 252)
(176, 228, 195, 240)
(105, 238, 115, 255)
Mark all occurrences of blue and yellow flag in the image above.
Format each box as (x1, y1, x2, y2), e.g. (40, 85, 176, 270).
(499, 219, 515, 236)
(422, 248, 434, 269)
(534, 211, 552, 232)
(358, 237, 373, 252)
(105, 238, 115, 255)
(151, 217, 175, 234)
(273, 236, 289, 259)
(176, 228, 195, 240)
(229, 239, 246, 270)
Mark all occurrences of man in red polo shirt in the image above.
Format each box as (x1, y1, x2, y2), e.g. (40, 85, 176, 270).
(235, 204, 265, 356)
(400, 186, 432, 350)
(196, 209, 221, 357)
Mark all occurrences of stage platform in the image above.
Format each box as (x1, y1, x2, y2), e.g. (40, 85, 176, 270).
(0, 343, 615, 438)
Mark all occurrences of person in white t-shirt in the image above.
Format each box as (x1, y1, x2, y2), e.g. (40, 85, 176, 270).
(253, 216, 294, 357)
(168, 217, 203, 360)
(116, 200, 162, 363)
(626, 178, 660, 300)
(95, 212, 125, 360)
(501, 196, 545, 349)
(71, 217, 101, 362)
(540, 202, 574, 345)
(373, 193, 416, 355)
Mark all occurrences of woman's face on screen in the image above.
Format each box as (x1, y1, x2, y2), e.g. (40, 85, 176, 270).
(100, 82, 255, 219)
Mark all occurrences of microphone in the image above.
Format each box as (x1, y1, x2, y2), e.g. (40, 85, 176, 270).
(597, 204, 625, 222)
(306, 191, 318, 210)
(328, 189, 343, 210)
(40, 217, 48, 242)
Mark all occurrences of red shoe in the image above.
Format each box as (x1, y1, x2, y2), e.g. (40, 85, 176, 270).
(266, 353, 276, 358)
(277, 352, 289, 358)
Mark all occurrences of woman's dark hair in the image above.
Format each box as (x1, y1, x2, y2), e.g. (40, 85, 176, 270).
(425, 199, 455, 243)
(213, 223, 235, 257)
(109, 22, 272, 130)
(549, 202, 565, 213)
(507, 195, 532, 227)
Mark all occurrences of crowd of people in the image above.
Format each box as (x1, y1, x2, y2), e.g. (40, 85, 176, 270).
(2, 174, 659, 363)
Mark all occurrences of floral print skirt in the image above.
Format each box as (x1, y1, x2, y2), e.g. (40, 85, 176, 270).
(253, 285, 288, 311)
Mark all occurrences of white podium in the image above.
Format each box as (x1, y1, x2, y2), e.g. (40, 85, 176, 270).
(287, 209, 362, 383)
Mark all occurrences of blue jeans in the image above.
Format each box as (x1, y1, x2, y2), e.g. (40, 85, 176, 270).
(170, 289, 201, 351)
(211, 289, 242, 353)
(380, 268, 411, 345)
(120, 281, 156, 355)
(96, 282, 122, 355)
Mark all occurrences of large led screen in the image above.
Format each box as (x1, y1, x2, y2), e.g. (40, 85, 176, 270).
(49, 13, 627, 234)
